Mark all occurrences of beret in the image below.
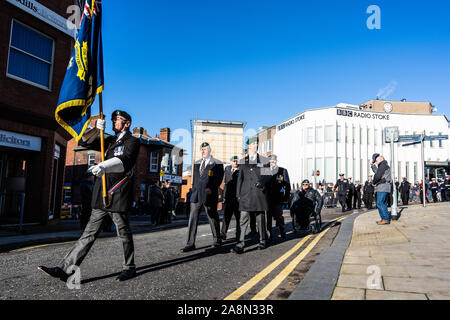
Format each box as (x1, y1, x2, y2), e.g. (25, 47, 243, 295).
(246, 136, 258, 145)
(111, 110, 131, 122)
(200, 142, 210, 149)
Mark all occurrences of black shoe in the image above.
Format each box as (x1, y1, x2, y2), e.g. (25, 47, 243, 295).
(231, 246, 243, 254)
(280, 233, 286, 241)
(267, 237, 273, 245)
(37, 266, 69, 282)
(213, 241, 222, 248)
(258, 243, 267, 250)
(181, 245, 196, 253)
(116, 269, 136, 282)
(220, 233, 227, 241)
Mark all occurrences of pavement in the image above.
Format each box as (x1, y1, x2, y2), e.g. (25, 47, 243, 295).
(316, 202, 450, 300)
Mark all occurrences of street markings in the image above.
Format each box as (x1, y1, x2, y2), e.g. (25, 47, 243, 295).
(251, 215, 349, 300)
(224, 235, 312, 300)
(224, 213, 351, 300)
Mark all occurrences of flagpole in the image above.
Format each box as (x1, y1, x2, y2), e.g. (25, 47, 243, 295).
(99, 92, 108, 206)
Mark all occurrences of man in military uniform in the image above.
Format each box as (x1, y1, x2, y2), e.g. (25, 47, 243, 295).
(353, 180, 362, 209)
(399, 177, 411, 205)
(266, 154, 290, 244)
(363, 175, 375, 209)
(39, 110, 140, 282)
(181, 142, 224, 252)
(220, 156, 241, 241)
(430, 178, 439, 203)
(346, 177, 355, 210)
(443, 175, 450, 202)
(419, 180, 430, 204)
(334, 174, 349, 212)
(231, 137, 271, 254)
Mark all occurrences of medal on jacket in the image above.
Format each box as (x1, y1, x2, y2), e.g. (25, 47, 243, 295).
(277, 174, 283, 183)
(114, 146, 124, 156)
(208, 169, 213, 176)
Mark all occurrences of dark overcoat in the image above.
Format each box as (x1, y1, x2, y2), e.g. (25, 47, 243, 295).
(79, 130, 140, 212)
(236, 154, 271, 212)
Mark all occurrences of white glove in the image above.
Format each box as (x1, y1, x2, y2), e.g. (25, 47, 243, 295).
(88, 157, 124, 177)
(96, 119, 106, 131)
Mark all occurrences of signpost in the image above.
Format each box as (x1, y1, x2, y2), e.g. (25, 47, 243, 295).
(398, 131, 448, 208)
(384, 127, 399, 219)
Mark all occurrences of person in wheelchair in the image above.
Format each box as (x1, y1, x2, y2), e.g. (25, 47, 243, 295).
(289, 179, 324, 233)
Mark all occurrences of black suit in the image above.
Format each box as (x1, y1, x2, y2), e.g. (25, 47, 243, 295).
(266, 166, 290, 241)
(59, 130, 140, 273)
(220, 165, 241, 240)
(430, 182, 439, 202)
(235, 154, 270, 249)
(334, 179, 349, 212)
(353, 183, 362, 209)
(185, 157, 224, 247)
(363, 180, 375, 209)
(346, 182, 355, 210)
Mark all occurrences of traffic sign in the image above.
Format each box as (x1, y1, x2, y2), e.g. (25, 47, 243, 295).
(316, 170, 320, 176)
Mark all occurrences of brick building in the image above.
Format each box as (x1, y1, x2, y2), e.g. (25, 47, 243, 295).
(0, 0, 75, 225)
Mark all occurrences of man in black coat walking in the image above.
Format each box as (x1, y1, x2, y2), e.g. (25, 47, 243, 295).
(231, 137, 271, 254)
(346, 177, 355, 210)
(220, 156, 241, 241)
(363, 175, 375, 209)
(334, 174, 349, 212)
(399, 177, 411, 205)
(353, 180, 362, 209)
(181, 142, 224, 252)
(39, 110, 140, 282)
(266, 154, 290, 243)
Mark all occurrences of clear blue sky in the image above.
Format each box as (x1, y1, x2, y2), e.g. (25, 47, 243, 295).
(93, 0, 450, 161)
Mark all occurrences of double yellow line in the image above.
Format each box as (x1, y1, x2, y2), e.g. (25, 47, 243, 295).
(224, 214, 350, 300)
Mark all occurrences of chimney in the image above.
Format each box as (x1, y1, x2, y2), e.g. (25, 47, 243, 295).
(160, 127, 170, 142)
(133, 127, 144, 135)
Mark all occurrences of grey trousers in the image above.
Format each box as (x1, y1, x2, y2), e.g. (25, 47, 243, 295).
(267, 203, 285, 239)
(236, 211, 267, 249)
(59, 208, 135, 272)
(186, 202, 221, 247)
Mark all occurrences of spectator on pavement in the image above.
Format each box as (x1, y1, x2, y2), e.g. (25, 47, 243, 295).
(371, 153, 392, 225)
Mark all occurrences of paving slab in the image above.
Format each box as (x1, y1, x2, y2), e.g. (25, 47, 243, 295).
(331, 287, 365, 300)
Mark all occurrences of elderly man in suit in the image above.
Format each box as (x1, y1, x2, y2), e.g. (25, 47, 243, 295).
(231, 137, 271, 254)
(181, 142, 224, 252)
(266, 154, 290, 244)
(220, 156, 241, 241)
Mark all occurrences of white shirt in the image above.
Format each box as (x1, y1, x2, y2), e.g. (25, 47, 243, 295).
(116, 131, 126, 142)
(249, 153, 257, 162)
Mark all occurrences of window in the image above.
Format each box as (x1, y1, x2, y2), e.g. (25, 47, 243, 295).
(359, 128, 362, 145)
(150, 152, 159, 172)
(337, 157, 342, 175)
(374, 129, 378, 146)
(307, 127, 314, 143)
(439, 132, 443, 148)
(360, 159, 363, 182)
(316, 127, 323, 143)
(352, 158, 355, 180)
(7, 20, 54, 89)
(325, 126, 334, 142)
(345, 125, 348, 143)
(307, 158, 313, 178)
(267, 140, 272, 151)
(429, 132, 434, 148)
(367, 128, 371, 145)
(337, 125, 341, 142)
(325, 157, 334, 183)
(413, 131, 418, 148)
(405, 162, 410, 180)
(88, 153, 96, 168)
(352, 127, 355, 143)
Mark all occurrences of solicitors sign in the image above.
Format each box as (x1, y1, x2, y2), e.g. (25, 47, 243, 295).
(0, 129, 42, 151)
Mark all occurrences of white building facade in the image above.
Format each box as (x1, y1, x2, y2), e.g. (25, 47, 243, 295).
(274, 103, 450, 189)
